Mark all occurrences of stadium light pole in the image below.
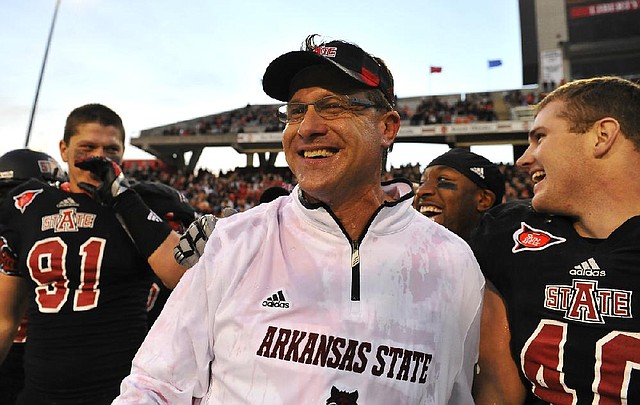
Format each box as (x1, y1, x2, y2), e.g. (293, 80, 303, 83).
(25, 0, 62, 148)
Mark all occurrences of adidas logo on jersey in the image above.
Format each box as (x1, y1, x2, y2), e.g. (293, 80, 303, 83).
(262, 290, 290, 308)
(56, 197, 79, 208)
(569, 257, 606, 277)
(147, 210, 163, 223)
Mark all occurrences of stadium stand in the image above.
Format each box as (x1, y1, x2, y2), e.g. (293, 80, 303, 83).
(130, 89, 541, 174)
(123, 161, 532, 216)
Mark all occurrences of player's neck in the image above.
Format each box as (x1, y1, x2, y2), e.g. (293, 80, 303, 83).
(573, 200, 640, 239)
(573, 156, 640, 238)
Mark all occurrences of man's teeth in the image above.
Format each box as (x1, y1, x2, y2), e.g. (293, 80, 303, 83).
(532, 170, 546, 184)
(304, 149, 335, 158)
(419, 206, 442, 216)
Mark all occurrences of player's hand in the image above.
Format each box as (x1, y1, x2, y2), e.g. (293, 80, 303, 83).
(174, 214, 219, 268)
(0, 236, 18, 275)
(76, 156, 130, 205)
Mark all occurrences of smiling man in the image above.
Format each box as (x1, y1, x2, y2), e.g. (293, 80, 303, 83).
(414, 148, 505, 241)
(0, 104, 187, 405)
(471, 77, 640, 404)
(115, 35, 485, 404)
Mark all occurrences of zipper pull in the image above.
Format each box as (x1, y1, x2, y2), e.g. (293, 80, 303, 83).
(351, 245, 360, 268)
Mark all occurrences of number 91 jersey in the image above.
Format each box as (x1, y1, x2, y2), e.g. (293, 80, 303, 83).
(470, 199, 640, 405)
(0, 179, 152, 401)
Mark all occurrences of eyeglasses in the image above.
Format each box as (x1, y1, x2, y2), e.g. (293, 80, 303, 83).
(276, 94, 388, 123)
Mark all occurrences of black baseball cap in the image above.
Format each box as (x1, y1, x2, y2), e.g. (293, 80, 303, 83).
(427, 148, 505, 207)
(262, 35, 395, 106)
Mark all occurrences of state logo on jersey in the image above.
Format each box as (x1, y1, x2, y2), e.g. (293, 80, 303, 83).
(512, 222, 566, 253)
(545, 277, 632, 324)
(13, 188, 43, 213)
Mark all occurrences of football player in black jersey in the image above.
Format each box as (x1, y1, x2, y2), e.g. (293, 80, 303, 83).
(472, 77, 640, 404)
(413, 148, 505, 241)
(0, 104, 188, 405)
(0, 149, 67, 405)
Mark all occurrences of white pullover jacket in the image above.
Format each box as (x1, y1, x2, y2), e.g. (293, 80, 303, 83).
(114, 179, 484, 404)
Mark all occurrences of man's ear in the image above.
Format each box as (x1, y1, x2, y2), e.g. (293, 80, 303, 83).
(593, 117, 620, 159)
(380, 111, 401, 149)
(476, 189, 496, 213)
(59, 140, 69, 163)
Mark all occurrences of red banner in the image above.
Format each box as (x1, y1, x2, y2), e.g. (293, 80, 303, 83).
(569, 0, 639, 19)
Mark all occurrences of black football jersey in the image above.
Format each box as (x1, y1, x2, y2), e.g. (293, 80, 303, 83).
(470, 199, 640, 405)
(0, 179, 153, 403)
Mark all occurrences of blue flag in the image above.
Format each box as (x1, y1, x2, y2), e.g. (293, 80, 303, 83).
(488, 59, 502, 68)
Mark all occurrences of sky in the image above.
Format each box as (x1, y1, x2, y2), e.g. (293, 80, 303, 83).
(0, 0, 525, 174)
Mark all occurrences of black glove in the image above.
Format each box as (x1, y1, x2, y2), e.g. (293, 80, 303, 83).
(0, 236, 19, 276)
(76, 156, 130, 205)
(174, 214, 219, 268)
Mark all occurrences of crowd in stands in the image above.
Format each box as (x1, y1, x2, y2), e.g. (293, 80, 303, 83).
(503, 89, 544, 107)
(136, 87, 541, 213)
(399, 93, 498, 125)
(502, 80, 565, 108)
(147, 87, 555, 138)
(159, 104, 284, 137)
(124, 162, 533, 217)
(148, 80, 628, 141)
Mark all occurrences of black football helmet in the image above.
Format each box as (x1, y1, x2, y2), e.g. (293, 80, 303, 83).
(130, 180, 196, 232)
(0, 149, 67, 200)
